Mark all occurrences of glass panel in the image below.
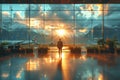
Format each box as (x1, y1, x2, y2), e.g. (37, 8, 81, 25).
(1, 4, 120, 44)
(2, 4, 28, 11)
(44, 11, 74, 20)
(104, 21, 120, 28)
(109, 4, 120, 11)
(45, 4, 74, 11)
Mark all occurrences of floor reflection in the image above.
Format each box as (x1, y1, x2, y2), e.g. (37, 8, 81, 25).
(25, 58, 59, 80)
(0, 58, 27, 80)
(0, 46, 120, 80)
(75, 58, 103, 80)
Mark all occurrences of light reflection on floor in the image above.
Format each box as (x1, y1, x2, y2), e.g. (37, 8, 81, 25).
(0, 46, 120, 80)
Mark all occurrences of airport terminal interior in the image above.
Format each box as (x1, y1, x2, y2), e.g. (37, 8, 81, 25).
(0, 4, 120, 80)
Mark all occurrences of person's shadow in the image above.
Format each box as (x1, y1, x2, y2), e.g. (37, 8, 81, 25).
(53, 59, 63, 80)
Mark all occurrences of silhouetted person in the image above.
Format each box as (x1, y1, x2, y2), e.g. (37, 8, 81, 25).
(57, 39, 63, 57)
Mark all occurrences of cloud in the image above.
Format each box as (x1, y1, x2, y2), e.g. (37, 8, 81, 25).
(102, 4, 120, 28)
(2, 11, 10, 17)
(14, 11, 23, 20)
(2, 11, 11, 24)
(25, 4, 41, 18)
(47, 4, 74, 22)
(1, 4, 120, 42)
(22, 4, 120, 36)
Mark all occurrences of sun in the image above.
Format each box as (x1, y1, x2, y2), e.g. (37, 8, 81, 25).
(56, 29, 66, 37)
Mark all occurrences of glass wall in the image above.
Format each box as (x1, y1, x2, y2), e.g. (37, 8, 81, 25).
(0, 4, 120, 45)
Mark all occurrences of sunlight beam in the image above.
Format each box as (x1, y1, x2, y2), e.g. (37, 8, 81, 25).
(56, 29, 66, 37)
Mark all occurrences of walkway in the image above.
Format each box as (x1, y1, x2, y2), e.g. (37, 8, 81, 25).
(0, 46, 120, 80)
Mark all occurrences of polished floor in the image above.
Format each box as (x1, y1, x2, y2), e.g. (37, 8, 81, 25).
(0, 46, 120, 80)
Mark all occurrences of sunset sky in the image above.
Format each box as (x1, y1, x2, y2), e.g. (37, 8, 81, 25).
(1, 4, 120, 42)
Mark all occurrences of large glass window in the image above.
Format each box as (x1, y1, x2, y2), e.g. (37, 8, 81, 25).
(0, 4, 120, 45)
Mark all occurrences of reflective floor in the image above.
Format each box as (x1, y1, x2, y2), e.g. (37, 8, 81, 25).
(0, 46, 120, 80)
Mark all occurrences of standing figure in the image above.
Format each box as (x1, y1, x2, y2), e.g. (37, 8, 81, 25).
(57, 39, 63, 57)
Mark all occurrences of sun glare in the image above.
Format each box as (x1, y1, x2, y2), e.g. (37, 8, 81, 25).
(79, 28, 87, 33)
(98, 74, 103, 80)
(56, 29, 66, 37)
